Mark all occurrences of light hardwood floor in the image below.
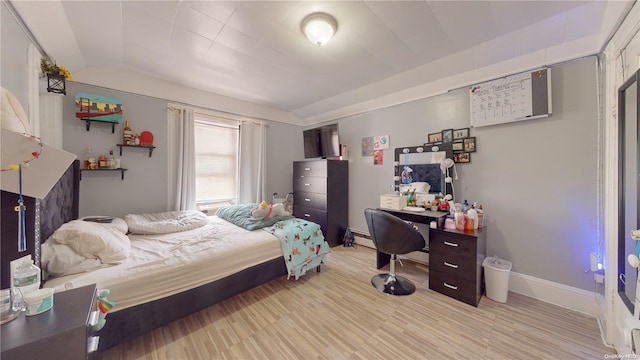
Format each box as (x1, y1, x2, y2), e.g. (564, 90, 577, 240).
(97, 245, 616, 360)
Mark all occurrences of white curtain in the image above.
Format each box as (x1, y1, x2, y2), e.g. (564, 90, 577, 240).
(167, 105, 196, 210)
(239, 121, 267, 203)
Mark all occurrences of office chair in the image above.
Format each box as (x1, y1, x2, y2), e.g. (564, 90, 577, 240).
(364, 208, 426, 295)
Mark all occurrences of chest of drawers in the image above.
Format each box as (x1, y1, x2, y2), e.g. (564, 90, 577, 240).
(1, 284, 99, 360)
(428, 228, 487, 306)
(293, 159, 348, 247)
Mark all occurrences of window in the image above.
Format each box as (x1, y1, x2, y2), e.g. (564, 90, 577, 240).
(194, 114, 240, 212)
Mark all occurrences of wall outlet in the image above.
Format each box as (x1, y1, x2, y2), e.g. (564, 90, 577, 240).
(10, 255, 32, 287)
(594, 269, 605, 284)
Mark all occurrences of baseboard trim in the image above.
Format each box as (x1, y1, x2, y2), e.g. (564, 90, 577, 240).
(509, 271, 600, 316)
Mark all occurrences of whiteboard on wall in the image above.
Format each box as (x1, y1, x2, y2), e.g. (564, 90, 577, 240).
(470, 68, 551, 127)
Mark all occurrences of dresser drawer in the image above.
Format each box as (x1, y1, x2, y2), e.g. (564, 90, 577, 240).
(429, 252, 478, 282)
(429, 269, 478, 306)
(294, 206, 328, 229)
(429, 231, 476, 258)
(293, 192, 327, 211)
(293, 176, 327, 194)
(293, 161, 327, 177)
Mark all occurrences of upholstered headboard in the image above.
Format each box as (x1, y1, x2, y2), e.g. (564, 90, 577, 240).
(38, 159, 80, 242)
(0, 160, 79, 288)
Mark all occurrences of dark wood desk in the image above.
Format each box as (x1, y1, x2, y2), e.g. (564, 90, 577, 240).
(376, 208, 446, 269)
(377, 208, 487, 307)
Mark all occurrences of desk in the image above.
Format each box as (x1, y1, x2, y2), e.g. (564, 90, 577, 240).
(377, 208, 446, 269)
(378, 208, 487, 307)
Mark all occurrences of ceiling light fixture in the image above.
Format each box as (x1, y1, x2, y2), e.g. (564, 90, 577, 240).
(301, 12, 337, 46)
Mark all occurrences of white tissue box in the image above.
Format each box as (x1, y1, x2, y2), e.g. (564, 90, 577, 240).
(380, 195, 407, 210)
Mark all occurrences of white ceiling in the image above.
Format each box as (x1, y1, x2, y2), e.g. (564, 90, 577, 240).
(10, 1, 634, 124)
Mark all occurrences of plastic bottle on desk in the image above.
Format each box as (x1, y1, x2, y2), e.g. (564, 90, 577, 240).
(477, 205, 484, 228)
(467, 208, 478, 230)
(13, 261, 40, 295)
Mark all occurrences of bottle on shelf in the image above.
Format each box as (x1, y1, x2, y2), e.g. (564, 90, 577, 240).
(108, 150, 116, 169)
(123, 120, 133, 145)
(83, 147, 96, 169)
(98, 154, 108, 169)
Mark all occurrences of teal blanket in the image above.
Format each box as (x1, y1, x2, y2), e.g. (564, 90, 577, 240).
(264, 218, 330, 280)
(216, 203, 293, 231)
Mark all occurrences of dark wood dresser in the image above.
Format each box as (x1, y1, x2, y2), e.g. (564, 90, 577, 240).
(293, 159, 348, 247)
(1, 284, 99, 360)
(428, 227, 487, 306)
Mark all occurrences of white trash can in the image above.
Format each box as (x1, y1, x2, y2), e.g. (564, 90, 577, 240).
(482, 256, 512, 303)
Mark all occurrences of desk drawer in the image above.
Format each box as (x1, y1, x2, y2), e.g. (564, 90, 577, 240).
(293, 161, 327, 177)
(429, 231, 476, 258)
(293, 192, 327, 211)
(293, 206, 328, 229)
(429, 253, 478, 282)
(293, 176, 327, 194)
(429, 269, 478, 306)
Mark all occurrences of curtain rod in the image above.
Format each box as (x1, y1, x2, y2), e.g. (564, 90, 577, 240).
(167, 105, 269, 127)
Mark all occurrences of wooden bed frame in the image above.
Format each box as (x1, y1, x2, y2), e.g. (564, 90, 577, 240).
(18, 160, 287, 351)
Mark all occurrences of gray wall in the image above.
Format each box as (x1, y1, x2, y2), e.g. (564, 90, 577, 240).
(61, 82, 302, 218)
(1, 2, 31, 112)
(336, 57, 601, 292)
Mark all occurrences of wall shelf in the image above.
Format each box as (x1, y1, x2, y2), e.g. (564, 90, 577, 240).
(116, 144, 155, 157)
(80, 168, 127, 180)
(81, 118, 118, 133)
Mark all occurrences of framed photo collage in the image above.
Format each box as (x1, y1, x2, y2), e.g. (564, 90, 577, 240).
(425, 127, 476, 164)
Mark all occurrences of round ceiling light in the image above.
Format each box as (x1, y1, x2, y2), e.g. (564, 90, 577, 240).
(301, 12, 337, 46)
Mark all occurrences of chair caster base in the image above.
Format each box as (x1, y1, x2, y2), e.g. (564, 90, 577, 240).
(371, 273, 416, 295)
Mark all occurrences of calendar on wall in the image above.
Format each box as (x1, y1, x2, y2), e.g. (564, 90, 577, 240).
(470, 68, 551, 127)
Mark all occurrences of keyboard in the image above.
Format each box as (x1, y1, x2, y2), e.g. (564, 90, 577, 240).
(403, 206, 426, 212)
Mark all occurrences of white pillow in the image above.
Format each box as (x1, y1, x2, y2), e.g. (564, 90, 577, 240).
(79, 216, 128, 234)
(51, 220, 130, 264)
(125, 210, 209, 235)
(41, 241, 104, 277)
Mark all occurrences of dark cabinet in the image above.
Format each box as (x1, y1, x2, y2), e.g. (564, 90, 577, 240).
(1, 284, 99, 360)
(293, 160, 348, 247)
(428, 227, 487, 306)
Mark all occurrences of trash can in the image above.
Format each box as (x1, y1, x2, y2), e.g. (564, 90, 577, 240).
(482, 256, 512, 303)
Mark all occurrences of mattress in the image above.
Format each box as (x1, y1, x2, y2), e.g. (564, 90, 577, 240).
(43, 216, 282, 312)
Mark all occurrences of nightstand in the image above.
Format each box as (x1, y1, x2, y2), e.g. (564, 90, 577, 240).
(1, 284, 99, 360)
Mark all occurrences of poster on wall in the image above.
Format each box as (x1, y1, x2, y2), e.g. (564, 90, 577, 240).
(373, 150, 383, 165)
(75, 93, 123, 123)
(362, 135, 390, 156)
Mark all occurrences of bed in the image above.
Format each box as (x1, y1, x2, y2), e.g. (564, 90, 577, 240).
(32, 162, 330, 351)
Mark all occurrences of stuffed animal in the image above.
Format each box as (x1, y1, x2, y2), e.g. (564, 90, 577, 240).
(250, 201, 290, 220)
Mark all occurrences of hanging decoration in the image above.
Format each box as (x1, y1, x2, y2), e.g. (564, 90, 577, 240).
(1, 134, 44, 252)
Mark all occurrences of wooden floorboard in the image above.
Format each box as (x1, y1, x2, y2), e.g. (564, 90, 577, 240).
(96, 245, 616, 360)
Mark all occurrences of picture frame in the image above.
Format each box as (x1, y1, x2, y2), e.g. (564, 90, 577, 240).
(452, 141, 463, 151)
(454, 152, 471, 163)
(428, 132, 443, 143)
(453, 127, 470, 140)
(441, 129, 453, 143)
(463, 137, 476, 153)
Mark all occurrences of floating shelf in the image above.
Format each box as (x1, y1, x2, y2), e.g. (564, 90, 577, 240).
(80, 168, 127, 180)
(81, 118, 119, 133)
(116, 144, 156, 157)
